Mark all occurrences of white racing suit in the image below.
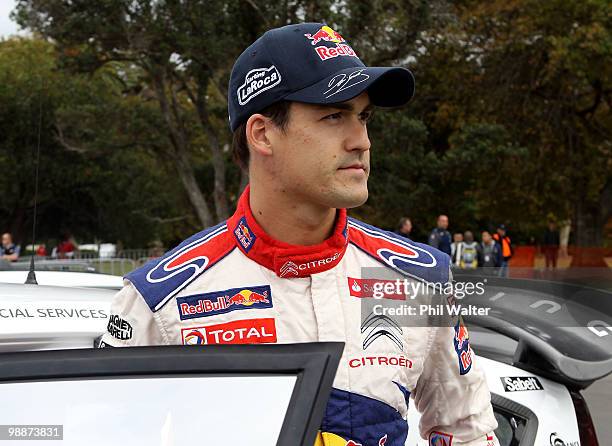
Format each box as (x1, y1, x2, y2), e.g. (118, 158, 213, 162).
(101, 186, 498, 446)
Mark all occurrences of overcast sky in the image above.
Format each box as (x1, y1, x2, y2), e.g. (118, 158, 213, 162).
(0, 0, 24, 38)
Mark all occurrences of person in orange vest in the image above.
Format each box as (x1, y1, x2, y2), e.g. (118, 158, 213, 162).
(493, 224, 513, 277)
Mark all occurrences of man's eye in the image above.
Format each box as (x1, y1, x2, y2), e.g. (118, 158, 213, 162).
(324, 112, 342, 121)
(359, 111, 374, 123)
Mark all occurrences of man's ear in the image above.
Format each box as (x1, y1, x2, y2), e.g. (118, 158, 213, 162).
(246, 114, 273, 157)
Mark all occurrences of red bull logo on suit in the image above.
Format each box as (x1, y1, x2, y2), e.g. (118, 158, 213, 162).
(453, 318, 472, 375)
(176, 285, 273, 320)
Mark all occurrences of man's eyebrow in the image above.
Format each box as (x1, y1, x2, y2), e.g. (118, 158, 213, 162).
(318, 102, 374, 113)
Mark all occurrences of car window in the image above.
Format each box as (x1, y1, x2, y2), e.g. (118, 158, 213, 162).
(0, 375, 296, 445)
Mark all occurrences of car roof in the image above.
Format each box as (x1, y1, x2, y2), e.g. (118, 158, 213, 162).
(0, 270, 123, 290)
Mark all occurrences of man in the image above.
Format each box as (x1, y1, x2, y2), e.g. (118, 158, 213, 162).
(492, 225, 513, 277)
(395, 217, 412, 239)
(101, 23, 498, 446)
(479, 231, 502, 274)
(0, 233, 19, 262)
(450, 232, 464, 268)
(428, 215, 452, 256)
(542, 221, 560, 269)
(459, 231, 479, 270)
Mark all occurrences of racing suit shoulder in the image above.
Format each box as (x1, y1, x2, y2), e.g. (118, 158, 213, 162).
(125, 221, 236, 313)
(347, 217, 450, 284)
(99, 280, 167, 347)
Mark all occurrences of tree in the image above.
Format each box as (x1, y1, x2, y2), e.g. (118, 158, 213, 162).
(0, 38, 195, 247)
(411, 0, 611, 258)
(13, 0, 435, 228)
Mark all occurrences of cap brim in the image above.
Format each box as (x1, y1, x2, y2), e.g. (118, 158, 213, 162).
(284, 66, 415, 107)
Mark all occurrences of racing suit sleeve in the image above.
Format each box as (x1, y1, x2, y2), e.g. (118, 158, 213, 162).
(412, 275, 499, 445)
(98, 280, 167, 347)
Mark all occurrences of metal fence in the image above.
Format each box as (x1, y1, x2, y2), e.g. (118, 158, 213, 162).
(10, 250, 158, 276)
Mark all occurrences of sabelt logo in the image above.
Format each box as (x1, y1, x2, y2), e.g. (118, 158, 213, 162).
(181, 318, 277, 345)
(279, 252, 341, 278)
(238, 65, 281, 106)
(501, 376, 543, 392)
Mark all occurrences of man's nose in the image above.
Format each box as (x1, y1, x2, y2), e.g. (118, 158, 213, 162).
(345, 118, 371, 152)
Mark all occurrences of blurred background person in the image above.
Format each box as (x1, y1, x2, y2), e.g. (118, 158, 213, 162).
(479, 231, 502, 275)
(56, 232, 78, 259)
(450, 232, 464, 268)
(35, 244, 47, 257)
(493, 224, 513, 277)
(459, 231, 479, 270)
(543, 220, 560, 269)
(395, 217, 413, 239)
(428, 214, 452, 256)
(0, 233, 20, 262)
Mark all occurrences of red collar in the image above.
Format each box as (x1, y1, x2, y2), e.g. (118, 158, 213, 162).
(226, 185, 349, 278)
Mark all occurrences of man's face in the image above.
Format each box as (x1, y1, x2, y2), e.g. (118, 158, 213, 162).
(482, 232, 492, 243)
(265, 92, 372, 209)
(497, 228, 506, 236)
(402, 220, 412, 234)
(453, 233, 463, 243)
(1, 234, 10, 247)
(438, 215, 449, 230)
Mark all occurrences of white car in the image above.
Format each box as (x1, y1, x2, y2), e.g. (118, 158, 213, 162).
(0, 270, 123, 290)
(0, 273, 609, 445)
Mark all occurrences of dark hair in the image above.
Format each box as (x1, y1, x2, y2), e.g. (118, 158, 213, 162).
(231, 101, 292, 171)
(397, 217, 411, 230)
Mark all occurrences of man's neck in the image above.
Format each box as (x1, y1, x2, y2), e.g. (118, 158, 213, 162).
(249, 184, 337, 246)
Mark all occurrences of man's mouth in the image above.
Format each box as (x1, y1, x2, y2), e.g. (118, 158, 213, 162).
(338, 163, 367, 172)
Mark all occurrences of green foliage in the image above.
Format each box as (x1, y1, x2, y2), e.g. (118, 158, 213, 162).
(0, 38, 193, 247)
(3, 0, 611, 248)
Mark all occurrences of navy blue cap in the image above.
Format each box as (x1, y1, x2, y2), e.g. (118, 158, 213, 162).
(228, 23, 415, 131)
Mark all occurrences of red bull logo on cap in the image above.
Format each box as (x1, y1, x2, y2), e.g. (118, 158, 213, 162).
(305, 25, 345, 45)
(177, 285, 273, 320)
(453, 318, 472, 375)
(304, 25, 358, 61)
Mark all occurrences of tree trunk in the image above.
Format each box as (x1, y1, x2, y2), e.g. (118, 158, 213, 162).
(174, 145, 214, 228)
(151, 70, 213, 228)
(194, 94, 229, 221)
(9, 206, 27, 247)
